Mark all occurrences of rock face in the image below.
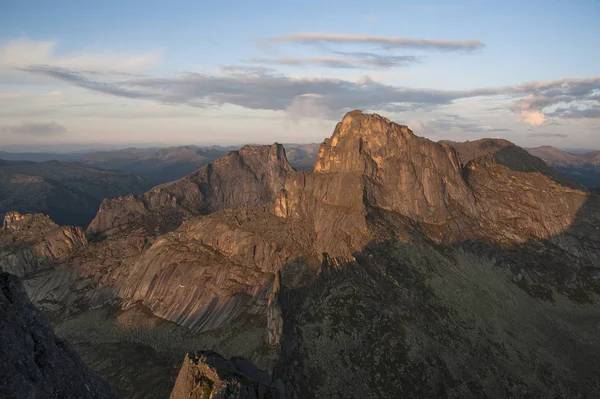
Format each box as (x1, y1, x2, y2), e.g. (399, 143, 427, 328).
(88, 143, 294, 236)
(0, 272, 117, 399)
(3, 111, 600, 398)
(169, 350, 283, 399)
(0, 212, 87, 278)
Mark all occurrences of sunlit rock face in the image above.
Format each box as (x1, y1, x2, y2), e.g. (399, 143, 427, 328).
(0, 212, 87, 277)
(169, 350, 284, 399)
(88, 143, 294, 237)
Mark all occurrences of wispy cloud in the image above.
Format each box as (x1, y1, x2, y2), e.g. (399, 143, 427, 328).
(0, 39, 160, 74)
(547, 105, 600, 119)
(17, 64, 600, 128)
(414, 114, 511, 135)
(1, 121, 67, 135)
(267, 32, 485, 51)
(527, 132, 568, 138)
(248, 53, 418, 69)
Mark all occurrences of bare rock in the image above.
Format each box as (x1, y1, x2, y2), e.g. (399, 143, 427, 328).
(88, 143, 293, 237)
(169, 350, 282, 399)
(0, 272, 117, 399)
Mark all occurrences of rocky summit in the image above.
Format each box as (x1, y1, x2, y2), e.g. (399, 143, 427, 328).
(1, 111, 600, 398)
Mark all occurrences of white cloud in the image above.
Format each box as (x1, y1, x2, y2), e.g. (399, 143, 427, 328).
(268, 32, 485, 51)
(0, 39, 160, 74)
(519, 110, 546, 127)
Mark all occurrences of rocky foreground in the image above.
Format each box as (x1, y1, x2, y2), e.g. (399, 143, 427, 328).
(1, 111, 600, 398)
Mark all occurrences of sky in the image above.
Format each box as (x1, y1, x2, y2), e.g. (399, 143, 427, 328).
(1, 0, 599, 150)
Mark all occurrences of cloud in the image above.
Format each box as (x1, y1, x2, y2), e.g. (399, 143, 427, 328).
(267, 32, 485, 51)
(18, 64, 600, 127)
(518, 110, 546, 127)
(508, 81, 600, 126)
(1, 121, 67, 135)
(248, 53, 417, 69)
(21, 65, 459, 113)
(285, 93, 332, 121)
(527, 132, 568, 138)
(547, 105, 600, 119)
(0, 39, 160, 74)
(366, 15, 380, 23)
(417, 115, 511, 135)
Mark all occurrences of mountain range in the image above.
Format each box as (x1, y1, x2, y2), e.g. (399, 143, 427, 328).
(526, 145, 600, 190)
(1, 111, 599, 398)
(0, 143, 320, 185)
(0, 160, 150, 227)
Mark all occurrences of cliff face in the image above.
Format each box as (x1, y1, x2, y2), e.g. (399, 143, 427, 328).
(88, 143, 294, 237)
(0, 272, 117, 399)
(0, 212, 87, 278)
(2, 111, 600, 398)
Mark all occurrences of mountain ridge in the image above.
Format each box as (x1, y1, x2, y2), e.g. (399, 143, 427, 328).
(1, 111, 600, 398)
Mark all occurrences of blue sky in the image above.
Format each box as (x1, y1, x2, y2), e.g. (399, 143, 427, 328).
(1, 0, 599, 149)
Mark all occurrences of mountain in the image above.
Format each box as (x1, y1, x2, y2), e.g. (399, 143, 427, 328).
(87, 143, 294, 237)
(526, 145, 600, 190)
(0, 160, 150, 226)
(0, 151, 76, 163)
(0, 271, 117, 399)
(76, 146, 236, 185)
(0, 144, 319, 187)
(1, 111, 600, 398)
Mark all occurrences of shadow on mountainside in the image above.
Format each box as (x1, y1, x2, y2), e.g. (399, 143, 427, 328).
(272, 195, 600, 399)
(3, 194, 600, 399)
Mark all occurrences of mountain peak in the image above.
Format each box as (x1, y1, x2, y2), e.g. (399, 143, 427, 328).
(314, 111, 417, 174)
(337, 110, 412, 138)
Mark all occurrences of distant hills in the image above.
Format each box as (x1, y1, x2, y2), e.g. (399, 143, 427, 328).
(0, 160, 150, 226)
(0, 143, 320, 185)
(526, 146, 600, 190)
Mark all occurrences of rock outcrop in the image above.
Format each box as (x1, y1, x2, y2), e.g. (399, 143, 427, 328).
(0, 212, 87, 277)
(0, 272, 117, 399)
(88, 143, 294, 236)
(169, 350, 283, 399)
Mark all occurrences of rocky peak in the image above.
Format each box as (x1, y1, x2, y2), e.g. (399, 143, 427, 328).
(439, 138, 514, 165)
(3, 211, 57, 231)
(169, 350, 283, 399)
(286, 111, 474, 232)
(88, 143, 294, 236)
(1, 212, 87, 278)
(314, 110, 416, 174)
